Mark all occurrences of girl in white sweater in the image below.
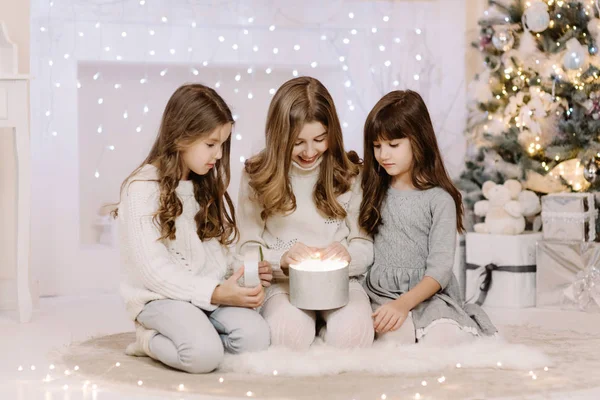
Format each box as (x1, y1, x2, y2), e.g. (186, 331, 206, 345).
(116, 84, 271, 373)
(237, 77, 374, 350)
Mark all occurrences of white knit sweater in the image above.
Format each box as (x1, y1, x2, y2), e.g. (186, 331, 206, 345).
(118, 164, 232, 320)
(236, 158, 374, 299)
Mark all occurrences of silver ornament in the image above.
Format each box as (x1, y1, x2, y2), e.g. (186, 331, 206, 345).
(563, 38, 588, 70)
(564, 49, 586, 70)
(523, 1, 550, 33)
(485, 55, 502, 72)
(583, 155, 600, 184)
(492, 29, 514, 52)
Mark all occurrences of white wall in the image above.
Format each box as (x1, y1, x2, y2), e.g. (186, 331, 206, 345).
(0, 1, 31, 309)
(30, 0, 468, 296)
(466, 0, 487, 83)
(78, 62, 347, 246)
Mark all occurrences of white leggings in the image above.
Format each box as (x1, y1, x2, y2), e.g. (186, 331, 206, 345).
(261, 288, 374, 351)
(376, 313, 477, 346)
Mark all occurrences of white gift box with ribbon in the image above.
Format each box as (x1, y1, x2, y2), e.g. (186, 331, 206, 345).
(466, 232, 542, 308)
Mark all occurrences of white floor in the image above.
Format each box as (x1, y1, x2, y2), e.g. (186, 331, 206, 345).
(0, 295, 171, 400)
(1, 295, 599, 400)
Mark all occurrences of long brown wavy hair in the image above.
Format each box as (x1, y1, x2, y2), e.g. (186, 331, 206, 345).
(245, 76, 360, 220)
(113, 83, 238, 245)
(359, 90, 464, 234)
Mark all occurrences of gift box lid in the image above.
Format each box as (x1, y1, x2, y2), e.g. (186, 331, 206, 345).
(542, 193, 596, 213)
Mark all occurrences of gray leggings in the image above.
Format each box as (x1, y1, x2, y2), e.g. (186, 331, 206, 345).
(137, 299, 270, 373)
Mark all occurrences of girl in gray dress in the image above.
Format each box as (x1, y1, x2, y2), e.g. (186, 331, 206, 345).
(359, 90, 497, 345)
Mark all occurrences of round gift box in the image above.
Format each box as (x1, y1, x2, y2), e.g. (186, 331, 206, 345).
(289, 260, 349, 310)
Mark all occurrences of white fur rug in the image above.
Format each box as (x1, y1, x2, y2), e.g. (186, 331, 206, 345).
(220, 336, 549, 376)
(51, 325, 600, 399)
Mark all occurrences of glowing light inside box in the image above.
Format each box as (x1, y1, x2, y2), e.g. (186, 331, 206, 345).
(291, 259, 347, 271)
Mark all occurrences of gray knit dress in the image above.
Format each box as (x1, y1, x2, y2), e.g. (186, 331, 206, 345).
(363, 186, 497, 339)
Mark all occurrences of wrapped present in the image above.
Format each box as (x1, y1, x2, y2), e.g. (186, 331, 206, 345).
(536, 240, 600, 312)
(466, 232, 542, 308)
(541, 193, 598, 242)
(452, 234, 466, 299)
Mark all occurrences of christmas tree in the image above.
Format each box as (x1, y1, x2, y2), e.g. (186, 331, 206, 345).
(459, 0, 600, 206)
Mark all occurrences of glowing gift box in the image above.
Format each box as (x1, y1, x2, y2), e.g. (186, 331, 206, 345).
(289, 259, 349, 310)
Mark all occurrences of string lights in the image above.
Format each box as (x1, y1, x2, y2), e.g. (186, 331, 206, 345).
(8, 350, 557, 400)
(33, 1, 439, 182)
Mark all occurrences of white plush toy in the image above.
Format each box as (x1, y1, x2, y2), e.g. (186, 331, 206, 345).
(473, 180, 541, 235)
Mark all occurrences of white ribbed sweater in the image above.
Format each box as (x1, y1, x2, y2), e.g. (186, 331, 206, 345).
(118, 164, 232, 320)
(236, 158, 374, 299)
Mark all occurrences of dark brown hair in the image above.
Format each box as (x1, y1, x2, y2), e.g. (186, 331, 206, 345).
(114, 83, 238, 245)
(359, 90, 464, 234)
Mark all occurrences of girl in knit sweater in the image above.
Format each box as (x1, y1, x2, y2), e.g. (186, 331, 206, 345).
(116, 84, 271, 373)
(359, 90, 496, 345)
(237, 77, 374, 350)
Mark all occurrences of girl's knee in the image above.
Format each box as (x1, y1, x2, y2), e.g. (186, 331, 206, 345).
(375, 314, 416, 345)
(418, 322, 476, 347)
(262, 298, 315, 350)
(325, 316, 374, 349)
(267, 313, 315, 350)
(177, 326, 224, 373)
(376, 326, 415, 345)
(229, 312, 271, 353)
(324, 290, 374, 348)
(178, 341, 224, 374)
(242, 317, 271, 352)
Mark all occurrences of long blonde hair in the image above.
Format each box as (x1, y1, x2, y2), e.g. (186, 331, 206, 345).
(245, 76, 359, 220)
(113, 83, 238, 245)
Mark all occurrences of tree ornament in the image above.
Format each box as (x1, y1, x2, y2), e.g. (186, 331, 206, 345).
(479, 33, 493, 50)
(563, 38, 588, 70)
(485, 55, 502, 72)
(492, 29, 514, 52)
(583, 154, 600, 184)
(523, 1, 550, 33)
(587, 18, 600, 44)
